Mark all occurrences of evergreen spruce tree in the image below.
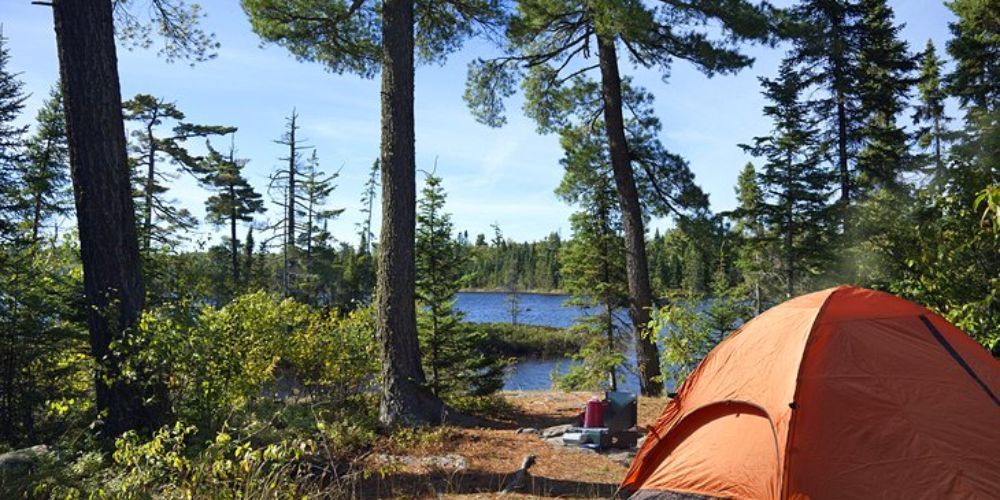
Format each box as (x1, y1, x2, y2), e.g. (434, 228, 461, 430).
(122, 94, 235, 252)
(357, 158, 379, 254)
(266, 110, 310, 298)
(21, 86, 71, 242)
(786, 0, 863, 205)
(0, 31, 28, 241)
(912, 40, 949, 176)
(200, 137, 265, 290)
(731, 162, 777, 314)
(415, 173, 504, 398)
(945, 0, 1000, 112)
(855, 0, 915, 193)
(743, 59, 835, 297)
(297, 150, 344, 304)
(681, 237, 708, 294)
(554, 123, 628, 391)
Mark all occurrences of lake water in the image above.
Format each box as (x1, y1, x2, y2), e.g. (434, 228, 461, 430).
(455, 291, 642, 392)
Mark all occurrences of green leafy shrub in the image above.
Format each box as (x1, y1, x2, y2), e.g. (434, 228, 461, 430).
(134, 291, 378, 425)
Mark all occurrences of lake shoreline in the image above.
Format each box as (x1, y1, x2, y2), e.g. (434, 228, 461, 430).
(472, 322, 584, 359)
(459, 287, 568, 296)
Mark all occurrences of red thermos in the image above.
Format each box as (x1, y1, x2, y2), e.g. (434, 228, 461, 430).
(583, 396, 605, 428)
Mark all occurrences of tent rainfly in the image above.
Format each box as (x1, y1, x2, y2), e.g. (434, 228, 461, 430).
(621, 286, 1000, 499)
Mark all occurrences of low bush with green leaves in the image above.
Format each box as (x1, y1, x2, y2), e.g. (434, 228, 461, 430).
(133, 291, 378, 424)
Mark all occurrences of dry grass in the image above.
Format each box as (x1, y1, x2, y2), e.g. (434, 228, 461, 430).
(355, 391, 671, 499)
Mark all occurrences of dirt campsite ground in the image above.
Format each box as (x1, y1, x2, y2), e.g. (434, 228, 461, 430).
(356, 391, 670, 498)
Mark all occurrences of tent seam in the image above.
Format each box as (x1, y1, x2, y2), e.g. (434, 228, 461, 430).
(778, 285, 844, 500)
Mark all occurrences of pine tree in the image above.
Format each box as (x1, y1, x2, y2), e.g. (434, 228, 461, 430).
(912, 40, 950, 176)
(743, 59, 835, 297)
(299, 151, 343, 264)
(786, 0, 863, 205)
(266, 110, 310, 297)
(465, 0, 767, 396)
(200, 137, 265, 289)
(21, 86, 71, 243)
(945, 0, 1000, 112)
(51, 0, 190, 437)
(243, 0, 505, 426)
(554, 123, 628, 391)
(0, 31, 28, 241)
(731, 162, 777, 314)
(415, 173, 504, 398)
(122, 94, 235, 252)
(357, 159, 379, 254)
(297, 150, 344, 303)
(855, 0, 915, 193)
(243, 225, 256, 289)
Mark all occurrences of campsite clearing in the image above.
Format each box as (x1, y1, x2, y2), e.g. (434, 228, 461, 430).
(356, 391, 668, 498)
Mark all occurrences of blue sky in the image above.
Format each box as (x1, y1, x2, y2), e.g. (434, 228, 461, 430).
(3, 1, 954, 245)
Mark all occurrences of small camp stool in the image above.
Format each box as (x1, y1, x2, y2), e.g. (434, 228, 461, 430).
(604, 391, 640, 449)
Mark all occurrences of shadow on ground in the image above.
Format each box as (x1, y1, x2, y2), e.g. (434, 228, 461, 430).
(354, 469, 618, 498)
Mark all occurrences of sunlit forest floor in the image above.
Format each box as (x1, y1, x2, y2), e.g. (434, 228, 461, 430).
(356, 391, 668, 498)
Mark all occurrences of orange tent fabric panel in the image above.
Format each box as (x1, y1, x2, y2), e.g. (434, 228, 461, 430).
(623, 286, 1000, 499)
(622, 288, 834, 495)
(638, 402, 780, 499)
(788, 315, 1000, 498)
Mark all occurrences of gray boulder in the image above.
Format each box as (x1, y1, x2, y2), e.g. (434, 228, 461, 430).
(0, 445, 51, 476)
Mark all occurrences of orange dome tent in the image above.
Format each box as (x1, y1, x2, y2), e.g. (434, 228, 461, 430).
(621, 286, 999, 499)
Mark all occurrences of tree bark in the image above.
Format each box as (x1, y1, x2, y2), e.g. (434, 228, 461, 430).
(377, 0, 445, 426)
(597, 36, 663, 397)
(51, 0, 168, 438)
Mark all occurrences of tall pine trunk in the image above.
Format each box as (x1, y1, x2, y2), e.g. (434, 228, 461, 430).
(377, 0, 444, 426)
(52, 0, 168, 438)
(597, 36, 663, 397)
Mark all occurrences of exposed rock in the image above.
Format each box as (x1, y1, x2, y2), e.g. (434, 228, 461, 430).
(544, 437, 597, 454)
(515, 427, 538, 435)
(636, 435, 647, 449)
(373, 453, 469, 471)
(0, 445, 51, 475)
(540, 424, 574, 438)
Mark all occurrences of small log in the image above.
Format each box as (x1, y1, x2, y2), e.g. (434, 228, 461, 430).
(500, 454, 537, 494)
